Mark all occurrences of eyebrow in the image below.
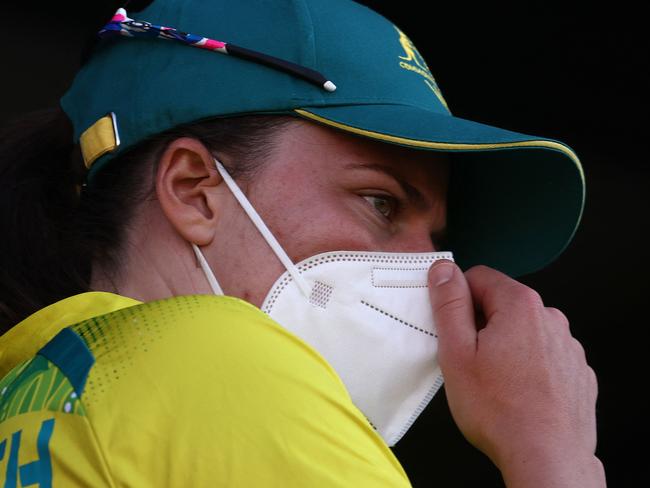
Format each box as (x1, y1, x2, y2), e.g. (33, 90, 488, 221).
(344, 161, 428, 208)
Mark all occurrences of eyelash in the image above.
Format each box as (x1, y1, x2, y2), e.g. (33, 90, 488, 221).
(362, 194, 399, 220)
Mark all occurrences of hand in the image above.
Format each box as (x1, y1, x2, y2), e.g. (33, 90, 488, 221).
(427, 260, 605, 487)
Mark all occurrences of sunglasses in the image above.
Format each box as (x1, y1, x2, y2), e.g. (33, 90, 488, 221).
(98, 7, 337, 92)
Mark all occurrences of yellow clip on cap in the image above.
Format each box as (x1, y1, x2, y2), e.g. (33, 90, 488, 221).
(79, 113, 120, 169)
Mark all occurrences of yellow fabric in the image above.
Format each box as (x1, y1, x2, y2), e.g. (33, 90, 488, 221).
(79, 114, 119, 169)
(0, 292, 140, 379)
(1, 413, 116, 487)
(0, 292, 413, 487)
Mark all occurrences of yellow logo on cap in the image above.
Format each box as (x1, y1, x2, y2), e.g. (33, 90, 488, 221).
(395, 26, 450, 112)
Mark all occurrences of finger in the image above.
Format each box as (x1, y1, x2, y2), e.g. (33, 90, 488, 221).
(465, 265, 545, 326)
(428, 259, 477, 369)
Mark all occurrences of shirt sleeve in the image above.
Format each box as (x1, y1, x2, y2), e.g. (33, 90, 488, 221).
(79, 295, 413, 488)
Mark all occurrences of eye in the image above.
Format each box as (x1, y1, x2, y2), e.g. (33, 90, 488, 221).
(363, 195, 397, 219)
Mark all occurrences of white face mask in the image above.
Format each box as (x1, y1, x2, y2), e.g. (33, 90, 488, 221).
(193, 157, 455, 446)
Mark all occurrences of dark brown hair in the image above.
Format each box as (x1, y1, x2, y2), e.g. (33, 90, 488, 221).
(0, 107, 298, 333)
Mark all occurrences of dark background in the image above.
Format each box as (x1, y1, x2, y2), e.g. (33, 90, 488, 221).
(2, 1, 646, 486)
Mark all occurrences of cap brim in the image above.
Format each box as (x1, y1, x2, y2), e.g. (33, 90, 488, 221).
(293, 104, 585, 278)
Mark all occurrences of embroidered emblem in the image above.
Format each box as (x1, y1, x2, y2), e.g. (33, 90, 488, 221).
(395, 26, 450, 112)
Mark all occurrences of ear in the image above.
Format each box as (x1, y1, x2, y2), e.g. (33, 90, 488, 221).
(156, 137, 224, 246)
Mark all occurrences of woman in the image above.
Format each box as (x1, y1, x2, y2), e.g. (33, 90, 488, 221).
(0, 0, 605, 486)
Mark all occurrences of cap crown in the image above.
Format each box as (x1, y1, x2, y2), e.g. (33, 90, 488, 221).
(62, 0, 449, 175)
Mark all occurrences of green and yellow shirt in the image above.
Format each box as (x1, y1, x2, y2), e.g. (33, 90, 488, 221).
(0, 292, 412, 487)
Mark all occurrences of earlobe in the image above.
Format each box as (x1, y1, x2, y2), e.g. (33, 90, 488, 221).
(156, 138, 223, 246)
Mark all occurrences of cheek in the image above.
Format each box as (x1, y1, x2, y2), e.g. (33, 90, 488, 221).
(263, 190, 376, 263)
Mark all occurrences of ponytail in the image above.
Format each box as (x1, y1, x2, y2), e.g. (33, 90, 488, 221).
(0, 107, 89, 333)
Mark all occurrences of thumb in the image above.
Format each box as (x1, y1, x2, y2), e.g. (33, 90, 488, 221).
(428, 260, 477, 369)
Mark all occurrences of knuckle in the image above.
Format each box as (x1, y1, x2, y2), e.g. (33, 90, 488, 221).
(587, 366, 599, 392)
(546, 307, 570, 328)
(571, 337, 587, 360)
(470, 264, 492, 273)
(465, 264, 492, 280)
(513, 285, 544, 309)
(437, 295, 467, 315)
(583, 364, 599, 400)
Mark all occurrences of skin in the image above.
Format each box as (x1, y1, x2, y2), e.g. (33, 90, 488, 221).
(91, 119, 605, 487)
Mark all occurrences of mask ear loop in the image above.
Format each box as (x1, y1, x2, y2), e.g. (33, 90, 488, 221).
(213, 157, 312, 298)
(192, 243, 224, 295)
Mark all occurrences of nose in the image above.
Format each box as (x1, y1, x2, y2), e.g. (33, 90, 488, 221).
(385, 226, 438, 253)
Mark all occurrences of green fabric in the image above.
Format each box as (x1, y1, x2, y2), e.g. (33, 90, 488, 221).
(59, 0, 585, 278)
(37, 328, 95, 399)
(447, 148, 584, 276)
(0, 356, 87, 423)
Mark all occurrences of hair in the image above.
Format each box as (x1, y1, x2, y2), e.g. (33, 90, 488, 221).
(0, 107, 299, 333)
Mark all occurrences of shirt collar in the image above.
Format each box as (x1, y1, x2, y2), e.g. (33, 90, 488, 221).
(0, 291, 141, 378)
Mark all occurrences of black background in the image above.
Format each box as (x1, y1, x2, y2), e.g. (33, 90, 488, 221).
(2, 1, 647, 486)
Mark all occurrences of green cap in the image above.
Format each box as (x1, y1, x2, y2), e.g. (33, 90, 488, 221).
(60, 0, 585, 278)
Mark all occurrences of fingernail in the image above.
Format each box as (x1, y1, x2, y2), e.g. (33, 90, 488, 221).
(430, 262, 455, 286)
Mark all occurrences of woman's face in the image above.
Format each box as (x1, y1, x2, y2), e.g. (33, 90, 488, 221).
(207, 120, 450, 307)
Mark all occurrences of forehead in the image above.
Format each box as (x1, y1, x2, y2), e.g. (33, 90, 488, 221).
(274, 119, 451, 181)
